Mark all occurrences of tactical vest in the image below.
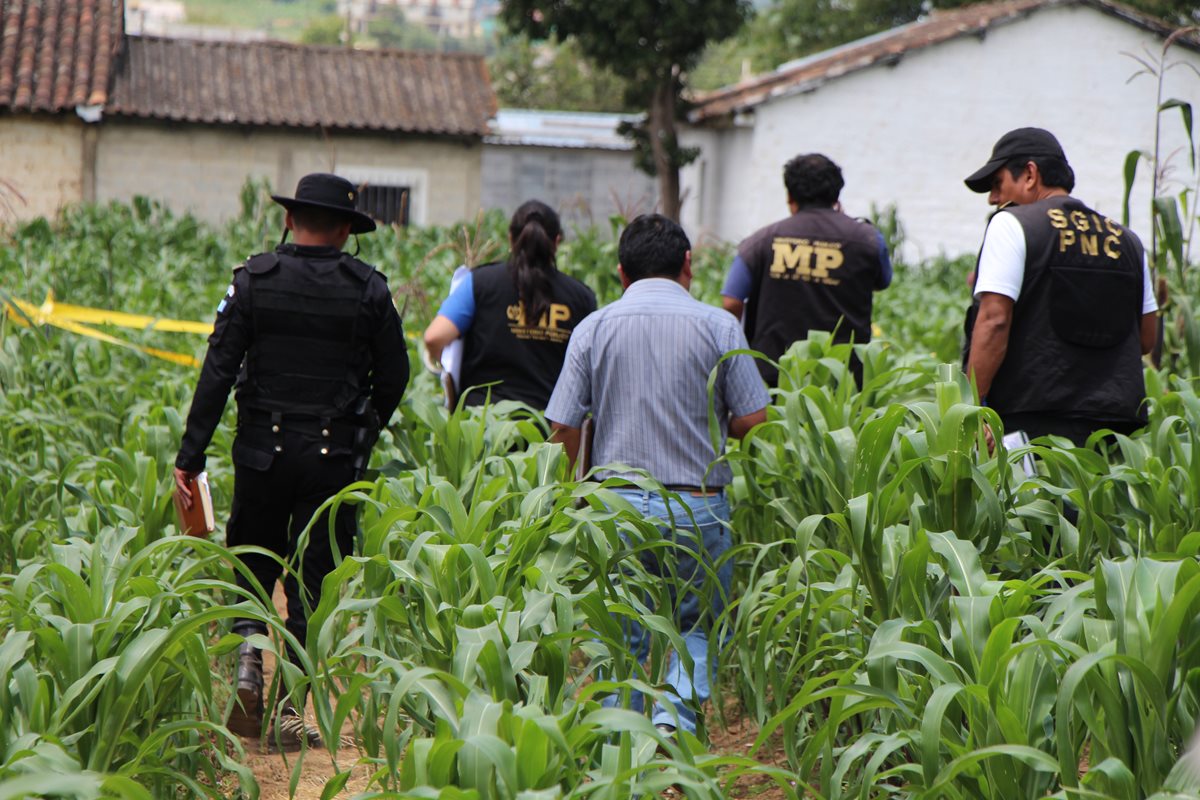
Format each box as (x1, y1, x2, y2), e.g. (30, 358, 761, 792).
(458, 261, 592, 409)
(238, 247, 374, 419)
(741, 208, 882, 384)
(985, 196, 1146, 424)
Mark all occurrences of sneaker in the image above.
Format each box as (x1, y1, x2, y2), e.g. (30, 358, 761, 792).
(268, 703, 323, 752)
(653, 723, 677, 756)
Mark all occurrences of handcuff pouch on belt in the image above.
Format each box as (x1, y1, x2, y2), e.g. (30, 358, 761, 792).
(237, 400, 379, 479)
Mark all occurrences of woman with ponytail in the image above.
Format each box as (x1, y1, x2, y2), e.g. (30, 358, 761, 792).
(424, 200, 597, 409)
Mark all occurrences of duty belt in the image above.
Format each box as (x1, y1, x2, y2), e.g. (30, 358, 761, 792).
(238, 409, 359, 449)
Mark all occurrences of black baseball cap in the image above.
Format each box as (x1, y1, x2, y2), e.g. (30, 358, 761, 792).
(271, 173, 377, 234)
(964, 128, 1068, 193)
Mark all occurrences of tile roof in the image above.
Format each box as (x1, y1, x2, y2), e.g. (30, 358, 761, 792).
(0, 0, 124, 112)
(105, 35, 497, 135)
(690, 0, 1200, 123)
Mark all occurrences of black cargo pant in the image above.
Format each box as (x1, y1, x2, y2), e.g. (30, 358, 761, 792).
(226, 427, 357, 666)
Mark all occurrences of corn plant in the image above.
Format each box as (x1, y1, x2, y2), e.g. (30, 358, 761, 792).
(10, 195, 1200, 799)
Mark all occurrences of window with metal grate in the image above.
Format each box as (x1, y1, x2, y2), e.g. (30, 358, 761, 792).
(355, 185, 411, 227)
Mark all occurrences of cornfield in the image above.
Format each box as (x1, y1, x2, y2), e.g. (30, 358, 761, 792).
(3, 191, 1200, 800)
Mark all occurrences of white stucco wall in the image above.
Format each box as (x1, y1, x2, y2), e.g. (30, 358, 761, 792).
(681, 4, 1200, 260)
(95, 121, 484, 227)
(680, 125, 756, 245)
(0, 114, 85, 223)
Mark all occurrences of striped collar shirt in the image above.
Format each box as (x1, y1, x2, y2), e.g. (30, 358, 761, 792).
(546, 278, 769, 487)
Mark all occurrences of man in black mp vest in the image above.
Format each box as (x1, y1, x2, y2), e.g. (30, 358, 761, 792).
(174, 173, 410, 748)
(963, 128, 1159, 446)
(721, 153, 892, 386)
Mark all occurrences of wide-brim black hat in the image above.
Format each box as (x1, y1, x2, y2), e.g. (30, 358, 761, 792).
(964, 127, 1068, 193)
(271, 173, 377, 234)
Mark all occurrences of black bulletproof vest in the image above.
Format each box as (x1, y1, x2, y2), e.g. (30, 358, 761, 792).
(741, 208, 882, 384)
(987, 196, 1146, 424)
(458, 261, 594, 409)
(238, 247, 373, 418)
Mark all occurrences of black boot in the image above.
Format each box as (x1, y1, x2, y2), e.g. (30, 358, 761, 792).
(226, 641, 263, 737)
(268, 698, 322, 751)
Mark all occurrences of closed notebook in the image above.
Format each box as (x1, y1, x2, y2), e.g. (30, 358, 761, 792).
(174, 471, 215, 537)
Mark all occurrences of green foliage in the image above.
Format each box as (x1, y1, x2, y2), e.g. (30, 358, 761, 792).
(692, 0, 934, 88)
(366, 7, 484, 52)
(718, 341, 1200, 798)
(1125, 0, 1200, 26)
(7, 195, 1200, 799)
(489, 32, 632, 112)
(500, 0, 753, 218)
(182, 0, 339, 40)
(500, 0, 753, 84)
(0, 526, 265, 797)
(299, 14, 346, 45)
(1121, 32, 1200, 377)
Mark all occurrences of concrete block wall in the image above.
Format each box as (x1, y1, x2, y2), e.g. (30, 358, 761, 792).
(0, 115, 85, 223)
(481, 145, 657, 233)
(94, 121, 484, 227)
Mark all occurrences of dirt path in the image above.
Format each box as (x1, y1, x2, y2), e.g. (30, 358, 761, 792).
(235, 587, 370, 800)
(238, 588, 788, 799)
(709, 700, 790, 800)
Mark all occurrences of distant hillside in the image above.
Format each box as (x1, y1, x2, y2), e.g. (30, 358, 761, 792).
(180, 0, 338, 40)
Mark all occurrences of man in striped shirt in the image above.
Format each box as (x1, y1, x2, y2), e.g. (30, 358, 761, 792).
(546, 214, 769, 738)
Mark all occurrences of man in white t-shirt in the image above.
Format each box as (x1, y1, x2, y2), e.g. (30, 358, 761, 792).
(963, 127, 1158, 445)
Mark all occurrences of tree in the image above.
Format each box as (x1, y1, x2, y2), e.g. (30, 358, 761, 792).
(500, 0, 753, 221)
(366, 8, 443, 51)
(299, 14, 346, 46)
(732, 0, 920, 75)
(490, 33, 632, 112)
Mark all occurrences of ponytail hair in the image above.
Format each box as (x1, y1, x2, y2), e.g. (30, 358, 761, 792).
(507, 200, 562, 328)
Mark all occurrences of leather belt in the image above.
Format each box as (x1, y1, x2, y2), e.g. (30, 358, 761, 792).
(665, 485, 725, 496)
(609, 482, 725, 496)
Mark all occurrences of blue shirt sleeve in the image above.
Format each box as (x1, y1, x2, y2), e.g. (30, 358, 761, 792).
(436, 271, 476, 333)
(721, 255, 754, 300)
(875, 230, 893, 290)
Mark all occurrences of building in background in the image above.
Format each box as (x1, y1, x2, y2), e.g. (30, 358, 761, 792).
(682, 0, 1200, 259)
(338, 0, 498, 41)
(483, 109, 658, 233)
(0, 0, 497, 227)
(125, 0, 268, 42)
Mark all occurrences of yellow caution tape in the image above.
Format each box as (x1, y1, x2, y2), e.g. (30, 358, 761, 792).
(45, 300, 213, 335)
(3, 293, 207, 367)
(5, 291, 435, 363)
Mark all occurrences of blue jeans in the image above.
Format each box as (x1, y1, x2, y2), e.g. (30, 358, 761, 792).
(604, 487, 733, 735)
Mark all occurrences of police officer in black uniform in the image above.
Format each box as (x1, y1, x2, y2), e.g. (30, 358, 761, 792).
(721, 153, 892, 387)
(173, 173, 409, 747)
(963, 128, 1158, 445)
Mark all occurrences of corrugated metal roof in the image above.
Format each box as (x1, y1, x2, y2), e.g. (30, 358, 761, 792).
(690, 0, 1199, 123)
(0, 0, 123, 112)
(486, 108, 641, 150)
(105, 34, 497, 135)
